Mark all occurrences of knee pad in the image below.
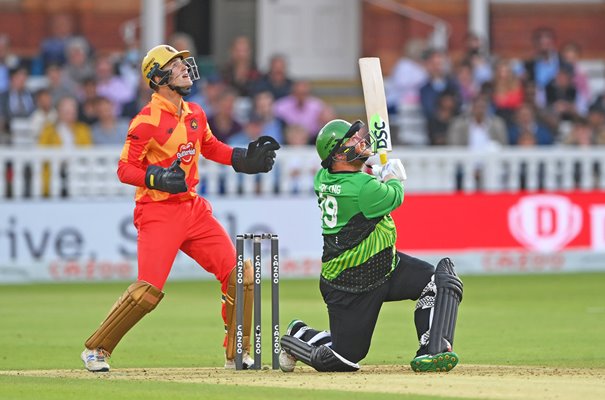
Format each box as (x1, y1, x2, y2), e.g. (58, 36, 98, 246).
(85, 281, 164, 354)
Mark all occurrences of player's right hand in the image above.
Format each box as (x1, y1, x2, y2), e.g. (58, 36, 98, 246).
(378, 159, 407, 182)
(145, 158, 188, 194)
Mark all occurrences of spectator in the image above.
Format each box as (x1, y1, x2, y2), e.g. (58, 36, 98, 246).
(121, 75, 154, 119)
(522, 79, 559, 134)
(492, 59, 524, 127)
(169, 32, 197, 61)
(207, 88, 242, 142)
(427, 92, 458, 146)
(563, 117, 592, 146)
(448, 95, 508, 148)
(220, 36, 260, 97)
(386, 38, 427, 110)
(516, 129, 537, 147)
(545, 63, 578, 122)
(227, 115, 275, 194)
(38, 96, 93, 147)
(284, 123, 310, 146)
(560, 42, 590, 115)
(28, 88, 57, 140)
(45, 63, 77, 106)
(283, 124, 316, 194)
(95, 55, 135, 116)
(448, 95, 506, 190)
(251, 90, 285, 144)
(419, 49, 461, 121)
(0, 34, 20, 93)
(78, 77, 99, 125)
(317, 104, 338, 136)
(563, 117, 600, 188)
(227, 114, 265, 147)
(117, 40, 143, 96)
(38, 96, 93, 197)
(186, 74, 225, 118)
(508, 103, 555, 145)
(460, 31, 493, 85)
(523, 27, 561, 100)
(252, 54, 293, 100)
(39, 13, 82, 69)
(455, 62, 480, 110)
(273, 80, 326, 139)
(63, 37, 94, 93)
(0, 66, 36, 136)
(587, 105, 605, 145)
(91, 96, 130, 145)
(590, 93, 605, 113)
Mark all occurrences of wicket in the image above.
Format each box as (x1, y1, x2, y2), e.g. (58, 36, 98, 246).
(235, 233, 280, 370)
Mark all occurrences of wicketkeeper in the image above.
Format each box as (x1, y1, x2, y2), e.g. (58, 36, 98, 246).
(80, 44, 279, 372)
(279, 119, 463, 372)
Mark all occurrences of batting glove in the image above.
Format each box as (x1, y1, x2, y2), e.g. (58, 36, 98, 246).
(378, 159, 407, 182)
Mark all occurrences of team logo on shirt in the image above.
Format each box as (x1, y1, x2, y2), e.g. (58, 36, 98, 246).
(190, 119, 198, 129)
(177, 142, 196, 164)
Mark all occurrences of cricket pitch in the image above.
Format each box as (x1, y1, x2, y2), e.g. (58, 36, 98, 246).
(2, 364, 604, 399)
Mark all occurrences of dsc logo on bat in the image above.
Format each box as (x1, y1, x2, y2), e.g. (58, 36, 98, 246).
(370, 115, 389, 150)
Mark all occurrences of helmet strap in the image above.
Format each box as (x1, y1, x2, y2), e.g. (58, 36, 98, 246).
(170, 85, 192, 96)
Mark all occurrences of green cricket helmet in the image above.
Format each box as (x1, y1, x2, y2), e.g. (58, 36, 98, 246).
(316, 119, 366, 168)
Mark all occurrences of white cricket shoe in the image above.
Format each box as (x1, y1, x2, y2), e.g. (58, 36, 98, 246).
(279, 349, 296, 372)
(224, 352, 255, 370)
(81, 348, 110, 372)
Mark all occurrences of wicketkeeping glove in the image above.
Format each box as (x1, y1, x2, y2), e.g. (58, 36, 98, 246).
(145, 158, 188, 194)
(375, 159, 407, 182)
(232, 136, 281, 174)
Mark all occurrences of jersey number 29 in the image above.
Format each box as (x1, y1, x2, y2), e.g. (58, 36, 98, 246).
(319, 194, 338, 228)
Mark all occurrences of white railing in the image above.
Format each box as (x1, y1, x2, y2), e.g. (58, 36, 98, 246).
(0, 146, 604, 200)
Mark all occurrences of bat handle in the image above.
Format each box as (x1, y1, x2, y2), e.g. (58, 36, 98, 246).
(379, 150, 388, 165)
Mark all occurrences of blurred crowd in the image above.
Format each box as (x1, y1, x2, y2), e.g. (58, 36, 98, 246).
(1, 18, 604, 155)
(386, 29, 605, 149)
(0, 14, 333, 153)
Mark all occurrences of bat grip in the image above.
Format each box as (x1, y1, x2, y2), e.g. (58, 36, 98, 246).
(379, 150, 388, 165)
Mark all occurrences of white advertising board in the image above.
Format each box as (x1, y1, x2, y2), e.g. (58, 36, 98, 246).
(0, 197, 324, 283)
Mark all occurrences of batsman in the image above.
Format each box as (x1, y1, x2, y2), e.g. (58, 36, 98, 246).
(279, 119, 463, 373)
(80, 44, 279, 372)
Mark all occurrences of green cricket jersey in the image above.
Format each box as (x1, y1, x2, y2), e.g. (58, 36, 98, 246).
(314, 168, 404, 293)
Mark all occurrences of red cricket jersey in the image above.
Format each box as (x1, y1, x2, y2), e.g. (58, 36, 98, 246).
(118, 93, 234, 203)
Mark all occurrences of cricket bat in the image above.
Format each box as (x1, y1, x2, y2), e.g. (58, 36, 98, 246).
(359, 57, 391, 165)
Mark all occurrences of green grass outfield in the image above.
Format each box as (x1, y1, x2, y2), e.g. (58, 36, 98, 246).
(1, 273, 604, 399)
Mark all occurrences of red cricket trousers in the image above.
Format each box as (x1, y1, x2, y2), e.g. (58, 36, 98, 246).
(133, 196, 235, 334)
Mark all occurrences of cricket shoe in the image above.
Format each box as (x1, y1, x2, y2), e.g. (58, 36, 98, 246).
(224, 352, 254, 370)
(286, 319, 307, 336)
(410, 351, 459, 372)
(81, 348, 110, 372)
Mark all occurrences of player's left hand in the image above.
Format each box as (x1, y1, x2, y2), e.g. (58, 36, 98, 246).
(232, 136, 281, 174)
(377, 159, 407, 182)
